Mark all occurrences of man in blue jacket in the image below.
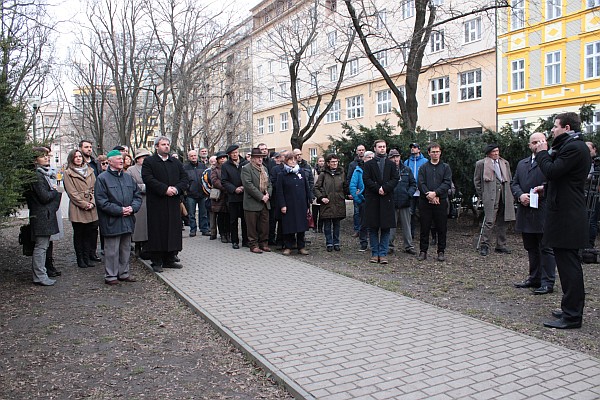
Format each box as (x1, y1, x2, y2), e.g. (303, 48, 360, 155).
(95, 150, 142, 285)
(349, 151, 374, 252)
(404, 143, 428, 239)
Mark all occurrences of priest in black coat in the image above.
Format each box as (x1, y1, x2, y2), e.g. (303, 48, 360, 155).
(142, 136, 189, 272)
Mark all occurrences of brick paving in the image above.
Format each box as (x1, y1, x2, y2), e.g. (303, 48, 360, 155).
(145, 235, 600, 400)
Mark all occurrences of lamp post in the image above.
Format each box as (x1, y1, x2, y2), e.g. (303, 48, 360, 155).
(28, 97, 41, 143)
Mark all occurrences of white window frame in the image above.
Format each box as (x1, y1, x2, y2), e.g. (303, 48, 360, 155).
(267, 116, 274, 133)
(512, 119, 526, 133)
(585, 41, 600, 79)
(309, 148, 317, 161)
(349, 59, 359, 76)
(328, 65, 338, 82)
(306, 106, 319, 121)
(326, 100, 341, 123)
(256, 39, 262, 51)
(257, 65, 262, 77)
(511, 0, 525, 30)
(585, 111, 600, 134)
(310, 72, 318, 87)
(430, 30, 445, 53)
(430, 76, 450, 106)
(280, 83, 287, 96)
(588, 0, 600, 7)
(309, 40, 317, 56)
(280, 112, 289, 131)
(546, 0, 562, 20)
(545, 50, 561, 85)
(511, 59, 525, 91)
(464, 18, 482, 44)
(268, 87, 274, 102)
(375, 50, 388, 67)
(257, 118, 264, 135)
(327, 31, 337, 48)
(376, 89, 392, 115)
(376, 9, 387, 29)
(459, 69, 482, 101)
(346, 95, 364, 119)
(401, 0, 415, 19)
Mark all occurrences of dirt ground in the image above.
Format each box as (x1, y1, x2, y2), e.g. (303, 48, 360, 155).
(301, 215, 600, 360)
(0, 220, 292, 400)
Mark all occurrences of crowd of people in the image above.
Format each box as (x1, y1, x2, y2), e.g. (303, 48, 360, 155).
(24, 112, 592, 329)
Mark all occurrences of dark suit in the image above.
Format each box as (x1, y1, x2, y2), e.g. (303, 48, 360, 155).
(510, 156, 556, 288)
(536, 132, 591, 323)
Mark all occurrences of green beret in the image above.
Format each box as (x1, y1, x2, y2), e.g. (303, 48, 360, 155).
(107, 150, 122, 158)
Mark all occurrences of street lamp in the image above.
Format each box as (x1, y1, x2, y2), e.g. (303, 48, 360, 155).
(28, 96, 41, 143)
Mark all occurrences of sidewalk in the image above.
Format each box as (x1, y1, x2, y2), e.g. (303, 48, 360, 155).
(144, 235, 600, 400)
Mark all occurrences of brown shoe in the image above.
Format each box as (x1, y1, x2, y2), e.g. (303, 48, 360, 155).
(369, 256, 379, 263)
(260, 246, 272, 252)
(298, 248, 309, 255)
(250, 247, 263, 254)
(379, 257, 388, 264)
(118, 276, 137, 282)
(282, 248, 292, 255)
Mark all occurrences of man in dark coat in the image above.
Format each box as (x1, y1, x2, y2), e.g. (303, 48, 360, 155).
(417, 143, 452, 262)
(362, 140, 399, 264)
(221, 144, 249, 249)
(95, 150, 142, 284)
(142, 136, 189, 272)
(511, 132, 556, 295)
(534, 112, 591, 329)
(388, 149, 417, 255)
(347, 144, 366, 237)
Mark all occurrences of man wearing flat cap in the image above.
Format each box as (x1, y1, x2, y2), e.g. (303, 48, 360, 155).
(474, 143, 515, 256)
(221, 144, 249, 249)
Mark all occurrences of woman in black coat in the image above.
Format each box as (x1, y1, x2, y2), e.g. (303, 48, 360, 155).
(276, 153, 312, 255)
(25, 147, 63, 286)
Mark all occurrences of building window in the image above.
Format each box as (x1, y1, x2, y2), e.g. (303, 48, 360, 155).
(375, 50, 388, 67)
(245, 47, 250, 58)
(268, 61, 273, 73)
(588, 0, 600, 7)
(328, 65, 338, 82)
(511, 0, 525, 30)
(430, 76, 450, 105)
(512, 119, 526, 133)
(511, 59, 525, 91)
(376, 90, 392, 115)
(327, 31, 337, 48)
(585, 111, 600, 134)
(257, 118, 264, 135)
(545, 50, 561, 85)
(326, 0, 337, 11)
(245, 110, 250, 121)
(349, 59, 359, 76)
(256, 39, 262, 50)
(464, 17, 481, 43)
(280, 83, 287, 96)
(459, 69, 482, 101)
(306, 106, 319, 121)
(546, 0, 561, 20)
(401, 0, 414, 19)
(310, 72, 318, 87)
(585, 41, 600, 79)
(346, 95, 364, 119)
(280, 112, 289, 131)
(432, 0, 443, 5)
(326, 100, 341, 123)
(244, 90, 251, 101)
(267, 116, 274, 133)
(309, 40, 317, 56)
(257, 65, 262, 76)
(309, 148, 317, 161)
(268, 88, 274, 101)
(430, 30, 445, 53)
(376, 9, 387, 29)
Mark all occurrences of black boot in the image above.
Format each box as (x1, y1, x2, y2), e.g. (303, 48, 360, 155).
(46, 258, 61, 277)
(82, 253, 96, 268)
(76, 251, 88, 268)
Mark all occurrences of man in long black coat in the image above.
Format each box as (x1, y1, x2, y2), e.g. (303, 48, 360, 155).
(534, 112, 591, 329)
(362, 139, 399, 264)
(142, 136, 189, 272)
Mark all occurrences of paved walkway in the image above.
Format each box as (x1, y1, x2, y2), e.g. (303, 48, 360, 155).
(145, 235, 600, 400)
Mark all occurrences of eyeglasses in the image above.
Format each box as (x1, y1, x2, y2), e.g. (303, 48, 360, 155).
(101, 162, 109, 165)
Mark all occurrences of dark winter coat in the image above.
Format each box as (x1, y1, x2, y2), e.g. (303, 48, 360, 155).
(142, 153, 189, 252)
(276, 167, 311, 234)
(393, 164, 417, 209)
(269, 163, 285, 211)
(95, 168, 142, 237)
(314, 167, 348, 219)
(362, 155, 399, 229)
(221, 158, 248, 203)
(511, 156, 548, 234)
(184, 161, 207, 199)
(26, 169, 62, 237)
(210, 165, 228, 213)
(298, 159, 315, 199)
(417, 161, 452, 200)
(536, 132, 591, 248)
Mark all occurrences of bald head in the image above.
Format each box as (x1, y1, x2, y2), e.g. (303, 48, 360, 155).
(529, 133, 546, 154)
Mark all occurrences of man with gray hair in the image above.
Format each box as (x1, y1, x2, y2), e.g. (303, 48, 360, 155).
(142, 136, 189, 272)
(184, 149, 209, 237)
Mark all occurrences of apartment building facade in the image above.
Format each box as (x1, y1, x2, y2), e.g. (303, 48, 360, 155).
(497, 0, 600, 134)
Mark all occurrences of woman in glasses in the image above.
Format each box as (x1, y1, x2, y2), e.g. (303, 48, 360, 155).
(63, 148, 99, 268)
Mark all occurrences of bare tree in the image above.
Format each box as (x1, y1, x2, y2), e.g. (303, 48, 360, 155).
(344, 0, 508, 132)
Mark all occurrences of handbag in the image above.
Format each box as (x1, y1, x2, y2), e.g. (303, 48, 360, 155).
(18, 224, 34, 256)
(209, 187, 221, 200)
(307, 210, 315, 229)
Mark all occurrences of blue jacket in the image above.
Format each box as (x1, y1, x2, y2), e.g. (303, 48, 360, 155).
(349, 164, 365, 205)
(393, 164, 417, 208)
(95, 168, 142, 237)
(404, 153, 428, 182)
(184, 161, 207, 199)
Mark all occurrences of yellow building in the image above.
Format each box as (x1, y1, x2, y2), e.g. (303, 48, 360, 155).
(497, 0, 600, 133)
(250, 0, 498, 160)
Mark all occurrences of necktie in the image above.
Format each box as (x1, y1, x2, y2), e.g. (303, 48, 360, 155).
(531, 157, 537, 168)
(494, 160, 503, 182)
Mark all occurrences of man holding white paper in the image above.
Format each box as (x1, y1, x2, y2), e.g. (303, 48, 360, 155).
(510, 132, 556, 295)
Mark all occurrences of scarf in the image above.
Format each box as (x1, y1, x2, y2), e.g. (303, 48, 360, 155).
(252, 162, 268, 193)
(73, 165, 89, 178)
(36, 166, 55, 189)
